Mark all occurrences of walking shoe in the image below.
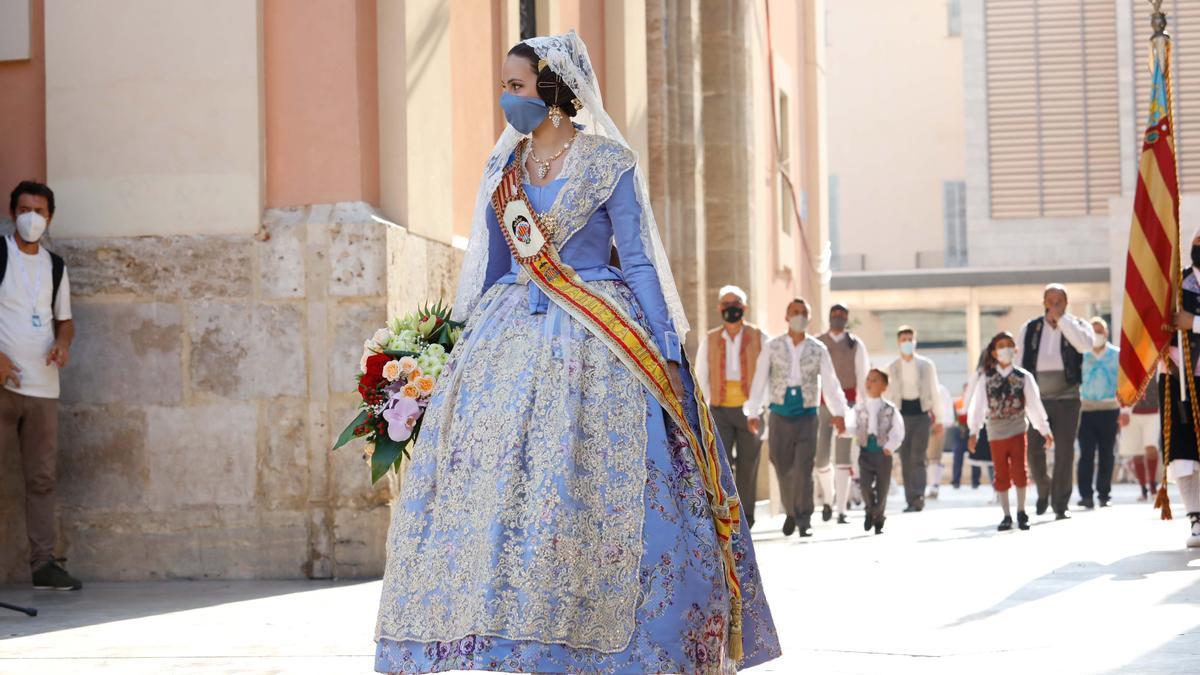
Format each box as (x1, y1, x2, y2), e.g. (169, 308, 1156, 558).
(998, 515, 1013, 531)
(874, 517, 885, 535)
(1099, 498, 1111, 508)
(837, 513, 848, 525)
(864, 514, 874, 532)
(927, 486, 939, 500)
(903, 505, 917, 513)
(32, 559, 82, 591)
(782, 515, 796, 536)
(1187, 513, 1200, 549)
(1017, 511, 1030, 530)
(1036, 496, 1049, 515)
(797, 524, 814, 538)
(1078, 499, 1095, 510)
(1055, 511, 1071, 521)
(822, 504, 833, 522)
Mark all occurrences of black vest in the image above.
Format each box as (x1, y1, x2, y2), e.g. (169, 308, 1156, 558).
(1021, 316, 1082, 385)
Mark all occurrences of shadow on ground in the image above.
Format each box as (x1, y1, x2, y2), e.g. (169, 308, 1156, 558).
(945, 548, 1200, 628)
(0, 579, 377, 640)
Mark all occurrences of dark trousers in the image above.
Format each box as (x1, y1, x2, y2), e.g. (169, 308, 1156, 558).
(0, 388, 60, 569)
(858, 451, 893, 521)
(767, 413, 818, 526)
(1077, 408, 1118, 502)
(1027, 397, 1081, 514)
(949, 426, 982, 488)
(898, 414, 932, 508)
(711, 405, 762, 526)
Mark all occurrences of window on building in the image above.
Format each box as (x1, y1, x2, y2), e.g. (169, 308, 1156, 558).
(985, 0, 1120, 218)
(944, 181, 967, 266)
(829, 174, 841, 270)
(1134, 0, 1200, 193)
(947, 0, 962, 38)
(520, 0, 537, 40)
(778, 91, 794, 235)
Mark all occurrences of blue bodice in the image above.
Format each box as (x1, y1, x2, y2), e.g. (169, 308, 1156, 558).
(482, 166, 681, 362)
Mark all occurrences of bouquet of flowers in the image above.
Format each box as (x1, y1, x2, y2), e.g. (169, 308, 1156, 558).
(332, 301, 464, 482)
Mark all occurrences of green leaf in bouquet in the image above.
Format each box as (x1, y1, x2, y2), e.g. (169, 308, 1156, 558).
(333, 409, 370, 451)
(371, 436, 407, 483)
(383, 349, 421, 359)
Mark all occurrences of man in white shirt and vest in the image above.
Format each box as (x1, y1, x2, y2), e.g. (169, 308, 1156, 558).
(886, 326, 945, 512)
(1015, 283, 1097, 520)
(816, 303, 869, 525)
(0, 181, 81, 590)
(694, 285, 768, 529)
(746, 298, 847, 537)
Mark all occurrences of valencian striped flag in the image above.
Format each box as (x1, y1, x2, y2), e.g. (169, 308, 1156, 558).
(1118, 40, 1180, 406)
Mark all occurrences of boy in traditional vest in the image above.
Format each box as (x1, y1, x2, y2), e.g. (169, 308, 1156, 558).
(847, 369, 905, 535)
(967, 332, 1054, 532)
(746, 298, 848, 537)
(694, 285, 768, 528)
(817, 303, 870, 525)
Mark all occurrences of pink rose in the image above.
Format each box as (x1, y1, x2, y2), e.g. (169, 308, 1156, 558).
(383, 394, 423, 442)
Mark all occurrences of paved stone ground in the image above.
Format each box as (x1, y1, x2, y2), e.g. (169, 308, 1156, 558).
(1, 483, 1198, 674)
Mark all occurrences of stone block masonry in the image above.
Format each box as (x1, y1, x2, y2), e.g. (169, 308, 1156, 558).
(0, 202, 463, 582)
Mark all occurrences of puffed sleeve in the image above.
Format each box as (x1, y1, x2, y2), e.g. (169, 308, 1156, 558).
(607, 167, 681, 362)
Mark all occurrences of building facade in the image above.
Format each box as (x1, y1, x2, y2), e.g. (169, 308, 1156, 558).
(822, 0, 1199, 389)
(0, 0, 825, 582)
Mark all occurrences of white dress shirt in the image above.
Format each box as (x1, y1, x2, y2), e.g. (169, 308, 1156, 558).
(899, 359, 919, 400)
(845, 397, 907, 452)
(1015, 313, 1096, 373)
(694, 326, 745, 402)
(745, 334, 848, 418)
(966, 365, 1052, 436)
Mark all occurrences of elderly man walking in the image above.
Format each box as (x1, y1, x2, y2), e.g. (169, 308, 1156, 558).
(1016, 284, 1097, 520)
(695, 285, 769, 529)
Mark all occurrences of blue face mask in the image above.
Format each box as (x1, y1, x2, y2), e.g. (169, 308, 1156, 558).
(500, 91, 548, 134)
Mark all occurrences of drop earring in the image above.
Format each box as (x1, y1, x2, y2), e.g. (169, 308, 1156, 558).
(549, 105, 564, 128)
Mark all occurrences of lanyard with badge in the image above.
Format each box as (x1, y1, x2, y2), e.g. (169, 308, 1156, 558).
(9, 237, 46, 328)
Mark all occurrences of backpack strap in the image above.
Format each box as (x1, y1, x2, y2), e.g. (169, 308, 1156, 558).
(0, 239, 7, 289)
(49, 251, 65, 316)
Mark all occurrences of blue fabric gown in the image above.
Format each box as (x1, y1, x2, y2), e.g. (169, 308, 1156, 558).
(374, 146, 780, 674)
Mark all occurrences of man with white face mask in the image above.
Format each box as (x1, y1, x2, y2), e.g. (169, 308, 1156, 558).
(746, 298, 848, 537)
(886, 326, 945, 512)
(0, 181, 80, 590)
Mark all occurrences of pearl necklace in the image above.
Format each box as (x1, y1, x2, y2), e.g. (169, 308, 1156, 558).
(529, 131, 578, 180)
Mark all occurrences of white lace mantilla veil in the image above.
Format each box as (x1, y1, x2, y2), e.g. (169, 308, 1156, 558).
(450, 30, 691, 343)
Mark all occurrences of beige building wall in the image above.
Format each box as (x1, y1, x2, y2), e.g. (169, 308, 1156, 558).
(826, 0, 965, 272)
(43, 0, 262, 238)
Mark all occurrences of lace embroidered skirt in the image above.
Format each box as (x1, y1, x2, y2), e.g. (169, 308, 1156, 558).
(374, 281, 780, 674)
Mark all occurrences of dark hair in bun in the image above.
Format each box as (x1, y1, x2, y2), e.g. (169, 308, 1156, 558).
(507, 43, 580, 117)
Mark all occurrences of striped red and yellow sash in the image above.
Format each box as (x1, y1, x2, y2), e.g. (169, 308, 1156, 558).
(490, 152, 745, 661)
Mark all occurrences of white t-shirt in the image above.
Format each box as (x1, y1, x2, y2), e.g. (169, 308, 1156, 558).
(0, 236, 72, 399)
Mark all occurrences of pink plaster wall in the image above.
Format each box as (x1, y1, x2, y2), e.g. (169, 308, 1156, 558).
(0, 0, 46, 202)
(763, 0, 810, 334)
(264, 0, 379, 209)
(450, 1, 507, 239)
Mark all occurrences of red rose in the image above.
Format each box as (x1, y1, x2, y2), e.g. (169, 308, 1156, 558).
(359, 353, 391, 400)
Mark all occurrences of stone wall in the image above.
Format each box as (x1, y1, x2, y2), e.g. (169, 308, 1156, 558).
(0, 202, 462, 582)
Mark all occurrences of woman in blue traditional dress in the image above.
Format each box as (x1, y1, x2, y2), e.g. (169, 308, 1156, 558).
(374, 31, 781, 674)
